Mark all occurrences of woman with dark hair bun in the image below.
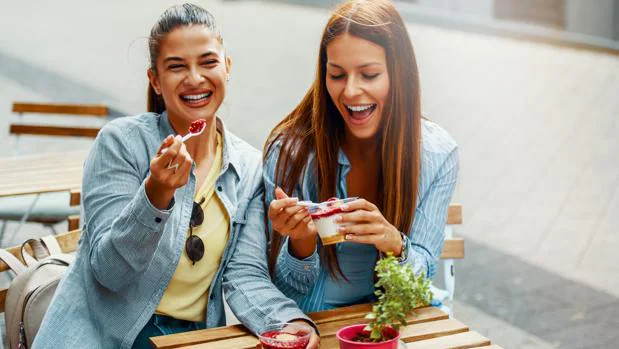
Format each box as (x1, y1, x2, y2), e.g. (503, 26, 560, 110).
(33, 4, 317, 349)
(265, 0, 459, 313)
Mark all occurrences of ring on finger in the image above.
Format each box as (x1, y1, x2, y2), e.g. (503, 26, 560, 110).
(166, 161, 179, 173)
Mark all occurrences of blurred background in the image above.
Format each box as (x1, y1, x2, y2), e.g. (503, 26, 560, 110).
(1, 0, 618, 348)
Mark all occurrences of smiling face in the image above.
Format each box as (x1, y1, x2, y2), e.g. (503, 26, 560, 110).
(325, 34, 390, 141)
(148, 25, 231, 132)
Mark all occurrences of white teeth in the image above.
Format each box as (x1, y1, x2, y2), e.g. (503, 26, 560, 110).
(182, 92, 212, 100)
(346, 104, 374, 112)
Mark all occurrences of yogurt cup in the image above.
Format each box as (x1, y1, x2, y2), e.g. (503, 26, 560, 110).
(307, 198, 356, 246)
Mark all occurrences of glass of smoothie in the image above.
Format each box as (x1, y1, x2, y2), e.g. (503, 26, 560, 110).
(258, 322, 312, 349)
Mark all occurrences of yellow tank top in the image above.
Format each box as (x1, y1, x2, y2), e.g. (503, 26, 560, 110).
(156, 132, 229, 322)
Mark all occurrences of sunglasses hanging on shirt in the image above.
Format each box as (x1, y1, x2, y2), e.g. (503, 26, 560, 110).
(186, 197, 206, 265)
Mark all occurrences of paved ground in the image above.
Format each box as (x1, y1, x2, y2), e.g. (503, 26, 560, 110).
(0, 0, 617, 348)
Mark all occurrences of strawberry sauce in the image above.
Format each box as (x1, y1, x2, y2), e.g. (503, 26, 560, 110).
(188, 119, 206, 134)
(259, 330, 309, 349)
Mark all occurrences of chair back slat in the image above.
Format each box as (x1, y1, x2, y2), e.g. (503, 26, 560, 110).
(12, 102, 108, 117)
(9, 124, 100, 138)
(446, 203, 462, 225)
(440, 238, 464, 259)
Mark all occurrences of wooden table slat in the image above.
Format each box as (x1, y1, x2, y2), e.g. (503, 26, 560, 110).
(319, 318, 469, 349)
(0, 151, 87, 198)
(309, 303, 372, 324)
(150, 324, 249, 349)
(182, 335, 258, 349)
(405, 331, 491, 349)
(400, 319, 469, 343)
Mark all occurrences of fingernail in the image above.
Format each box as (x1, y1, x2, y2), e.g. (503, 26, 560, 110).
(341, 204, 348, 210)
(338, 227, 346, 233)
(335, 216, 342, 222)
(290, 197, 299, 203)
(345, 234, 352, 240)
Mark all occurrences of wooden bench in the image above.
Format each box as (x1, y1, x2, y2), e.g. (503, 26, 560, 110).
(10, 102, 108, 139)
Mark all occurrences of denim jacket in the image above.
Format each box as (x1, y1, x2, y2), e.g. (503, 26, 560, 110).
(33, 112, 309, 349)
(264, 119, 459, 312)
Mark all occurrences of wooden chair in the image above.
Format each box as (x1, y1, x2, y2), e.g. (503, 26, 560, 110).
(0, 102, 106, 243)
(436, 204, 464, 316)
(10, 102, 107, 141)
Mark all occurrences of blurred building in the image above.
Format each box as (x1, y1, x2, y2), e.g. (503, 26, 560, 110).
(402, 0, 619, 40)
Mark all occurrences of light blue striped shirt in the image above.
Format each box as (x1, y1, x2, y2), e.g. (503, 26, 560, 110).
(263, 119, 459, 313)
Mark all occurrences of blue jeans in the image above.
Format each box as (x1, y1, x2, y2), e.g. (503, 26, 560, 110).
(131, 314, 207, 349)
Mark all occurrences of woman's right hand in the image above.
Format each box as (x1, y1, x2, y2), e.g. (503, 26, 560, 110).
(145, 135, 193, 209)
(269, 187, 317, 241)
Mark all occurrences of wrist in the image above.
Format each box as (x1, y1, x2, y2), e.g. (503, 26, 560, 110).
(145, 176, 175, 210)
(289, 235, 317, 259)
(388, 226, 403, 257)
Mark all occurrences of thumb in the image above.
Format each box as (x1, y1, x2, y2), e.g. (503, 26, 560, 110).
(274, 187, 289, 200)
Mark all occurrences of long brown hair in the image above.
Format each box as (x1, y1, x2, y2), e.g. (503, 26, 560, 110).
(265, 0, 422, 279)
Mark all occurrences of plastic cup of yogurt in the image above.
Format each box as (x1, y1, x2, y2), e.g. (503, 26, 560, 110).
(306, 197, 356, 246)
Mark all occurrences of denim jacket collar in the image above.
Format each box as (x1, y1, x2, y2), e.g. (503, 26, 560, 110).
(159, 111, 241, 181)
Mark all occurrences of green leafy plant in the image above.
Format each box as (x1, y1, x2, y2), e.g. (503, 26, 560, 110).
(362, 254, 433, 342)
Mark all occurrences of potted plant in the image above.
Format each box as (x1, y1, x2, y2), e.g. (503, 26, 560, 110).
(336, 254, 433, 349)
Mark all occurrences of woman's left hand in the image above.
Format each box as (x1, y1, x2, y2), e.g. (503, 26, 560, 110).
(337, 199, 403, 256)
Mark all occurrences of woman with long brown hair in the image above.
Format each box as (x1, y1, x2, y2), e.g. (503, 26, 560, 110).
(264, 0, 459, 312)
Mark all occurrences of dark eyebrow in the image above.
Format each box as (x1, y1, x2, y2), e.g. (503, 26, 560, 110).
(162, 51, 219, 64)
(199, 51, 219, 59)
(327, 62, 381, 69)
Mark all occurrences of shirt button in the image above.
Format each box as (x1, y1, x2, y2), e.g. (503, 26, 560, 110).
(155, 217, 162, 223)
(210, 294, 215, 300)
(217, 186, 223, 192)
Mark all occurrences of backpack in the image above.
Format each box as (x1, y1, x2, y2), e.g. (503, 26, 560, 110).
(0, 236, 75, 349)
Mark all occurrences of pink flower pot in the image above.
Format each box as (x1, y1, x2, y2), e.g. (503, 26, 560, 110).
(336, 324, 400, 349)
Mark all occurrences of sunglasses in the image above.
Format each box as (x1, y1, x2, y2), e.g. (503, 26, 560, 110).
(186, 198, 205, 265)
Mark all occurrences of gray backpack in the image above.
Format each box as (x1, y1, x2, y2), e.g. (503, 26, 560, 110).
(0, 236, 75, 349)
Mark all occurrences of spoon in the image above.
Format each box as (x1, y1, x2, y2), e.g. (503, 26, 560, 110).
(160, 119, 207, 154)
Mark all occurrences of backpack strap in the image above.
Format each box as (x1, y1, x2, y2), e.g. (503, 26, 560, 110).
(0, 249, 27, 275)
(40, 235, 63, 256)
(20, 239, 48, 266)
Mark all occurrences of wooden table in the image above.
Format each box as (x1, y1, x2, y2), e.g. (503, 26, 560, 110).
(0, 151, 87, 198)
(150, 303, 503, 349)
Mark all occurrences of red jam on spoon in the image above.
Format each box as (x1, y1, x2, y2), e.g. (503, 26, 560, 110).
(189, 119, 206, 134)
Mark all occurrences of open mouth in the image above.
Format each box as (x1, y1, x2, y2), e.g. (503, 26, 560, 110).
(180, 91, 213, 107)
(345, 103, 377, 124)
